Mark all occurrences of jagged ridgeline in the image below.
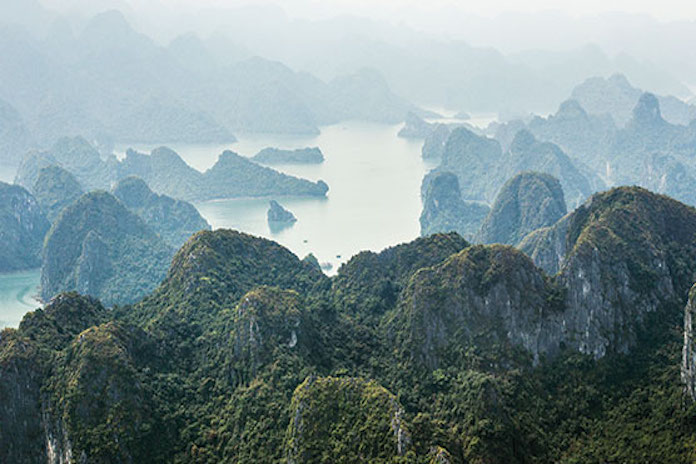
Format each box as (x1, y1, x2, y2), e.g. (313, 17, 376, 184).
(3, 187, 696, 463)
(15, 137, 329, 202)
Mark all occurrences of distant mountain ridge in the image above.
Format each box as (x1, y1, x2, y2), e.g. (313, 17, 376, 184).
(501, 87, 696, 207)
(0, 10, 430, 167)
(16, 136, 329, 202)
(571, 73, 696, 126)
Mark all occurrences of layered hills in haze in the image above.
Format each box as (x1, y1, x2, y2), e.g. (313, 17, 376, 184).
(3, 2, 696, 463)
(15, 137, 329, 202)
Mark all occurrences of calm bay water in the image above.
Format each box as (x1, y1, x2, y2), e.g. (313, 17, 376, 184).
(0, 120, 434, 326)
(0, 269, 41, 329)
(119, 121, 435, 272)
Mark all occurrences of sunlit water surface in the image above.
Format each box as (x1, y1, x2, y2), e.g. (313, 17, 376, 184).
(0, 121, 436, 326)
(118, 121, 435, 273)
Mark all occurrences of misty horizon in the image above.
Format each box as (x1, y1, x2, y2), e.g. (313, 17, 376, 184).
(2, 1, 696, 463)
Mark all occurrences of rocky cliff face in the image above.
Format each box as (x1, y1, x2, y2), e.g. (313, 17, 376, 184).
(517, 214, 570, 275)
(0, 294, 108, 464)
(226, 287, 316, 385)
(394, 244, 560, 368)
(285, 376, 410, 463)
(682, 285, 696, 402)
(0, 182, 50, 272)
(420, 171, 490, 239)
(400, 187, 696, 367)
(477, 172, 567, 245)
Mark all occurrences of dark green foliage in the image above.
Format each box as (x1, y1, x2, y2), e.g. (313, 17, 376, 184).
(332, 233, 469, 320)
(0, 181, 49, 272)
(0, 294, 112, 464)
(144, 229, 325, 319)
(5, 188, 696, 463)
(41, 191, 174, 305)
(302, 253, 321, 271)
(0, 328, 50, 464)
(31, 165, 84, 222)
(286, 376, 413, 463)
(46, 321, 173, 463)
(18, 292, 108, 350)
(220, 287, 322, 387)
(563, 186, 696, 293)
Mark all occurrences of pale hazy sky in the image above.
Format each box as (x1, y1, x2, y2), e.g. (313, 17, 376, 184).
(44, 0, 696, 22)
(279, 0, 696, 21)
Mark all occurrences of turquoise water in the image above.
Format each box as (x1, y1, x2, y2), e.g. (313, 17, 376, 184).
(120, 121, 435, 273)
(0, 269, 41, 329)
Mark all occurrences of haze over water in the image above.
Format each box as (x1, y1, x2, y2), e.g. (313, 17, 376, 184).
(120, 121, 433, 273)
(0, 120, 431, 327)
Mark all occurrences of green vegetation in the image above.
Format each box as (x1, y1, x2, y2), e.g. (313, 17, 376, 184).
(3, 188, 696, 463)
(286, 376, 413, 463)
(41, 191, 174, 305)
